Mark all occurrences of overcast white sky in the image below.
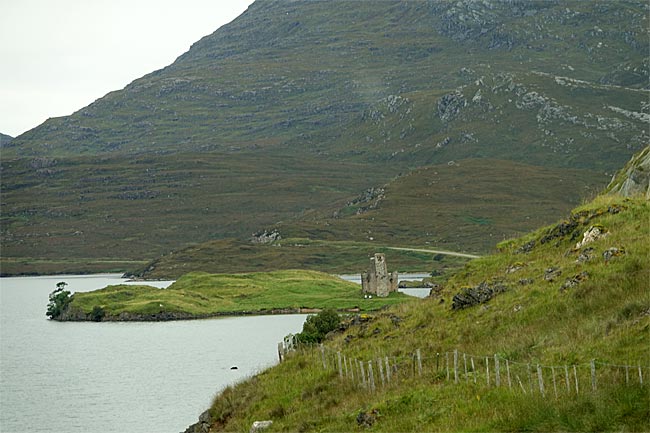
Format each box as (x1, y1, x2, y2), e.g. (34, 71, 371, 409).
(0, 0, 254, 137)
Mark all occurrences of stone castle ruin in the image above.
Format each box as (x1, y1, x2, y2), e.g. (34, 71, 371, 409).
(361, 253, 398, 297)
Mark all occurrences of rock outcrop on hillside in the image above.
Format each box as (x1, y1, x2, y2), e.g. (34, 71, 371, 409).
(606, 146, 650, 199)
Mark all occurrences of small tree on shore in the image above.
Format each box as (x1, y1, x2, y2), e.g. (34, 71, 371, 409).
(296, 309, 341, 344)
(46, 282, 73, 319)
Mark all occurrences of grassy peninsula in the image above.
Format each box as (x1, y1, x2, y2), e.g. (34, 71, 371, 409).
(190, 193, 649, 432)
(60, 270, 411, 321)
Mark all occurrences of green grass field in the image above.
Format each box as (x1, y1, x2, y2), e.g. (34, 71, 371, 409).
(65, 270, 411, 320)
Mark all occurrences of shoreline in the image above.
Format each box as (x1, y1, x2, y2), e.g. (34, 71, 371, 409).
(55, 306, 364, 322)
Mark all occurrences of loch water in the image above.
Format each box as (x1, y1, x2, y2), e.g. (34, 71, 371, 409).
(0, 275, 307, 433)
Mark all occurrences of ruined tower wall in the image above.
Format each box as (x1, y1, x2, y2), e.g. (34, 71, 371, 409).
(361, 253, 398, 297)
(373, 253, 390, 297)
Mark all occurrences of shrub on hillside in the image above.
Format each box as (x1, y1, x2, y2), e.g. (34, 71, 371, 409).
(296, 309, 341, 343)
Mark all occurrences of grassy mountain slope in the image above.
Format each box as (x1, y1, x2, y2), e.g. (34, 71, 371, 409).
(0, 151, 392, 275)
(5, 1, 648, 159)
(194, 189, 649, 432)
(135, 158, 605, 279)
(1, 0, 648, 274)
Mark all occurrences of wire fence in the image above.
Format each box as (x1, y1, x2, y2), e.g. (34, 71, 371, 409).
(282, 341, 649, 397)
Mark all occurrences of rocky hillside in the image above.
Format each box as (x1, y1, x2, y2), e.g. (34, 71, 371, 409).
(0, 132, 12, 147)
(1, 0, 648, 273)
(5, 1, 648, 162)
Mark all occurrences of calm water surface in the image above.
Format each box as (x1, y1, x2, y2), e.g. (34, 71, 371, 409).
(0, 275, 306, 433)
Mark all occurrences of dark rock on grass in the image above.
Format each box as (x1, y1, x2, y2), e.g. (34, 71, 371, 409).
(540, 219, 578, 245)
(603, 247, 626, 262)
(560, 271, 589, 292)
(544, 267, 562, 282)
(576, 246, 595, 263)
(452, 281, 507, 310)
(356, 410, 379, 428)
(516, 239, 536, 254)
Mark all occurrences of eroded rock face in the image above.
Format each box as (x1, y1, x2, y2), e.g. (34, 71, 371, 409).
(575, 225, 609, 249)
(251, 229, 281, 244)
(437, 90, 467, 123)
(606, 146, 650, 199)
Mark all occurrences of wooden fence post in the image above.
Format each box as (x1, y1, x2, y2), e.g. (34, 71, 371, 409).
(537, 365, 545, 396)
(564, 365, 571, 393)
(436, 352, 440, 372)
(528, 364, 533, 394)
(638, 364, 643, 385)
(360, 361, 366, 388)
(591, 359, 597, 391)
(573, 365, 579, 395)
(625, 365, 629, 385)
(416, 349, 423, 377)
(494, 355, 501, 387)
(551, 366, 558, 399)
(368, 361, 376, 392)
(385, 356, 391, 384)
(463, 353, 468, 382)
(344, 355, 348, 378)
(453, 350, 459, 383)
(378, 358, 385, 388)
(320, 345, 327, 370)
(349, 358, 355, 382)
(516, 375, 526, 394)
(337, 352, 343, 378)
(278, 342, 284, 362)
(471, 357, 477, 383)
(446, 352, 450, 381)
(486, 357, 490, 387)
(506, 359, 512, 389)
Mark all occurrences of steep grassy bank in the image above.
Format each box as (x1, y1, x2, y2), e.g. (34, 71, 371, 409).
(197, 194, 649, 432)
(59, 270, 410, 321)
